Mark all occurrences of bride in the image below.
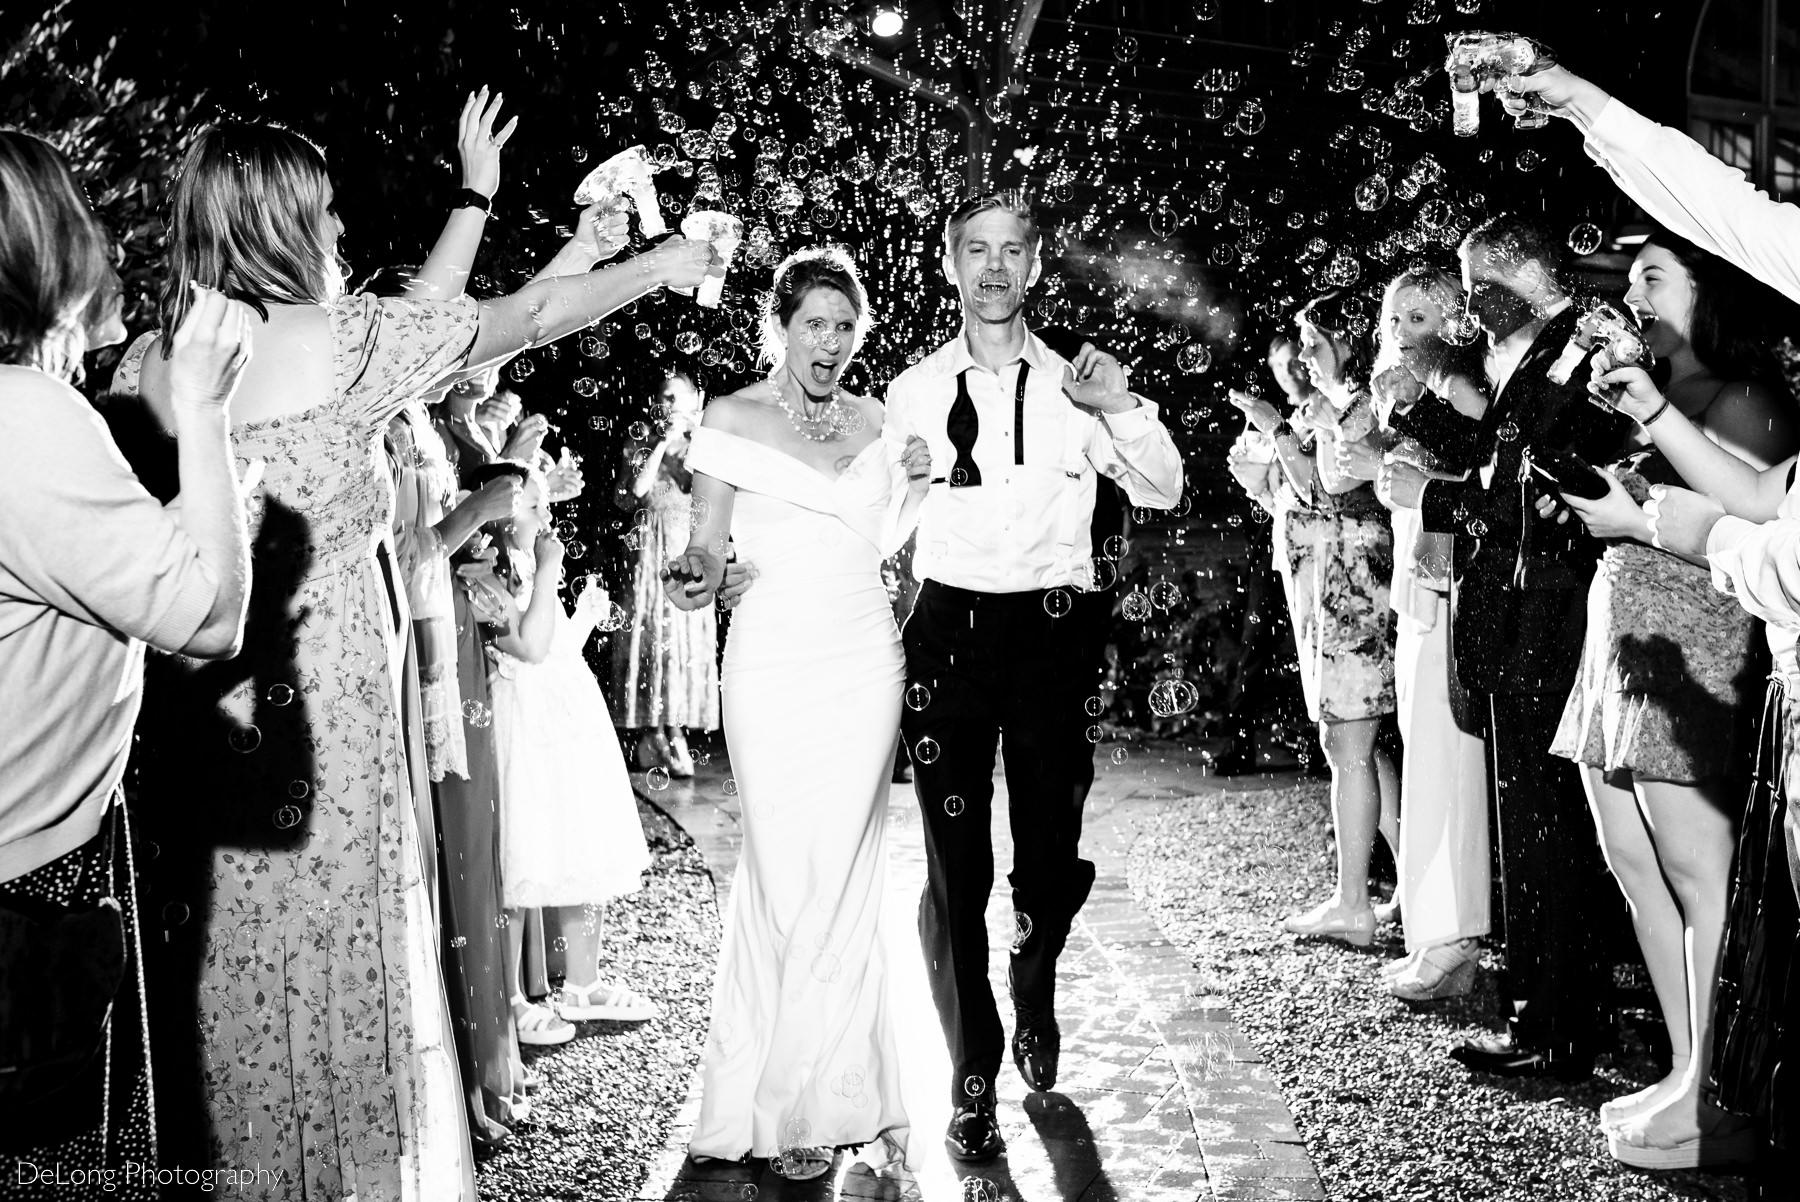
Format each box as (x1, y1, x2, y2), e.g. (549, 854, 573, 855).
(664, 246, 929, 1177)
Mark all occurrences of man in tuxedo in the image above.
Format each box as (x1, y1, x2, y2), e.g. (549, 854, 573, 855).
(1380, 212, 1630, 1079)
(885, 192, 1184, 1158)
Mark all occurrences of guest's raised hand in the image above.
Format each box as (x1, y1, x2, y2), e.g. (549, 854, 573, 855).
(1494, 63, 1609, 123)
(535, 526, 566, 568)
(1227, 389, 1285, 435)
(1062, 344, 1135, 413)
(1589, 363, 1667, 425)
(467, 474, 521, 524)
(501, 412, 550, 462)
(458, 86, 518, 199)
(1562, 470, 1651, 542)
(641, 236, 718, 292)
(546, 447, 586, 502)
(168, 284, 254, 412)
(1646, 484, 1727, 557)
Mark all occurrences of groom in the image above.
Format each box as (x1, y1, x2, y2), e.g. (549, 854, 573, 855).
(885, 191, 1184, 1158)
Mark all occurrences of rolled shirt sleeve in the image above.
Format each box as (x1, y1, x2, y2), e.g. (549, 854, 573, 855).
(1583, 98, 1800, 306)
(1089, 397, 1185, 509)
(1706, 513, 1800, 628)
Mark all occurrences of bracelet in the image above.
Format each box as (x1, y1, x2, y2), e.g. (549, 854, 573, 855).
(450, 187, 492, 215)
(1641, 396, 1672, 426)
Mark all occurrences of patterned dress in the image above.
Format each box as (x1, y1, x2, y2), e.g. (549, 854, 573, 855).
(114, 295, 478, 1199)
(612, 433, 720, 731)
(1280, 392, 1396, 723)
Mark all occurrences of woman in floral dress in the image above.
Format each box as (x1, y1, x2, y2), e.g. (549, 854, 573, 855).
(613, 369, 720, 776)
(114, 121, 714, 1197)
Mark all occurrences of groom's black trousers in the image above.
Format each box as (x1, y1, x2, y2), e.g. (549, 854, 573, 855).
(901, 580, 1099, 1105)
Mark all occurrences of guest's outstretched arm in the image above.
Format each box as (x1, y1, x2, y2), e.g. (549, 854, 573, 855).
(407, 88, 515, 302)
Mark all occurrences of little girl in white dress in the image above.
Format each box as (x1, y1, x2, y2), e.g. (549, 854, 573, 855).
(479, 463, 659, 1043)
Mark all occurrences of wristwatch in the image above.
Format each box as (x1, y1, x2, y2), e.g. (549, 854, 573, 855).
(450, 187, 492, 216)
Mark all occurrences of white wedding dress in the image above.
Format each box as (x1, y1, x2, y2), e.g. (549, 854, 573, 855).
(685, 421, 920, 1164)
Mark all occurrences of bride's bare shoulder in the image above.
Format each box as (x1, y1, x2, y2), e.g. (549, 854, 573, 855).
(700, 384, 775, 434)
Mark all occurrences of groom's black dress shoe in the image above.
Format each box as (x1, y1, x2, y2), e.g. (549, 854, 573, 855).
(1011, 1002, 1061, 1092)
(1449, 1034, 1593, 1082)
(945, 1098, 1003, 1161)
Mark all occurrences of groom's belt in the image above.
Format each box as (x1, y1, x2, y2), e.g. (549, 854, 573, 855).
(918, 580, 1072, 608)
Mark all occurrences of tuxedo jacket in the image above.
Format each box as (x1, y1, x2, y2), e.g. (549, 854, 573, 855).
(1420, 306, 1634, 696)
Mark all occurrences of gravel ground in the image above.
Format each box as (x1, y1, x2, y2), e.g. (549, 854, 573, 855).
(475, 798, 719, 1202)
(1128, 776, 1758, 1202)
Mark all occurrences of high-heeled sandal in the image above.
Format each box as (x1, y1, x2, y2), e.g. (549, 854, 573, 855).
(772, 1146, 834, 1180)
(667, 734, 696, 778)
(1280, 899, 1375, 947)
(512, 994, 576, 1046)
(1387, 938, 1479, 1001)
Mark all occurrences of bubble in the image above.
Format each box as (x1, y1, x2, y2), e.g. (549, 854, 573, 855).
(944, 795, 966, 817)
(462, 699, 491, 728)
(1234, 100, 1267, 135)
(1175, 342, 1213, 374)
(1089, 557, 1118, 590)
(675, 331, 703, 355)
(162, 901, 190, 926)
(964, 1179, 999, 1202)
(811, 951, 843, 983)
(1086, 724, 1103, 743)
(228, 725, 262, 753)
(1110, 747, 1130, 765)
(509, 358, 535, 382)
(1515, 149, 1543, 173)
(1149, 579, 1183, 610)
(1012, 911, 1034, 952)
(1113, 35, 1139, 62)
(905, 683, 932, 711)
(287, 779, 311, 800)
(913, 736, 941, 764)
(1466, 518, 1489, 537)
(950, 466, 970, 487)
(266, 683, 295, 706)
(1353, 174, 1391, 211)
(963, 1075, 986, 1098)
(565, 539, 586, 560)
(627, 420, 651, 441)
(1122, 590, 1153, 621)
(723, 777, 739, 796)
(1102, 534, 1127, 560)
(1324, 251, 1363, 287)
(1567, 223, 1604, 256)
(1043, 588, 1072, 618)
(1148, 679, 1201, 718)
(272, 805, 303, 830)
(1085, 696, 1105, 718)
(1149, 198, 1182, 239)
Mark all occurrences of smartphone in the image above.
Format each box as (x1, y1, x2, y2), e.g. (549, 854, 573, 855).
(1524, 446, 1610, 501)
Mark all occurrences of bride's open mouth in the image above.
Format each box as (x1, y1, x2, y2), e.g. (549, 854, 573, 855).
(808, 359, 837, 386)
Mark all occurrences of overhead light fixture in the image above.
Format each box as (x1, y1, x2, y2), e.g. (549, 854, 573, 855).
(871, 6, 904, 37)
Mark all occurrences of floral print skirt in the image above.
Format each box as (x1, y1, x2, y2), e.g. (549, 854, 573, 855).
(1278, 504, 1396, 723)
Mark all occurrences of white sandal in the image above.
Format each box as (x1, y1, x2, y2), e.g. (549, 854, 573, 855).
(558, 978, 661, 1022)
(512, 993, 576, 1046)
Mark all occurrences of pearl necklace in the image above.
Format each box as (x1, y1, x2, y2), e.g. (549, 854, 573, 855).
(777, 383, 846, 442)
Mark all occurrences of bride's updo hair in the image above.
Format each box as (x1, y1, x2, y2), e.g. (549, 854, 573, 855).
(757, 245, 874, 367)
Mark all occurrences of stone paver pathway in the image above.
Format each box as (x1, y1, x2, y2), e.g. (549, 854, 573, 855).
(637, 743, 1323, 1202)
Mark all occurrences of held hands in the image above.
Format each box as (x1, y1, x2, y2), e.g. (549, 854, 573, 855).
(1557, 470, 1652, 542)
(501, 413, 550, 462)
(661, 547, 725, 610)
(1062, 344, 1136, 414)
(168, 284, 254, 412)
(1645, 485, 1727, 557)
(900, 435, 933, 492)
(718, 557, 758, 610)
(457, 86, 518, 199)
(1227, 389, 1285, 435)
